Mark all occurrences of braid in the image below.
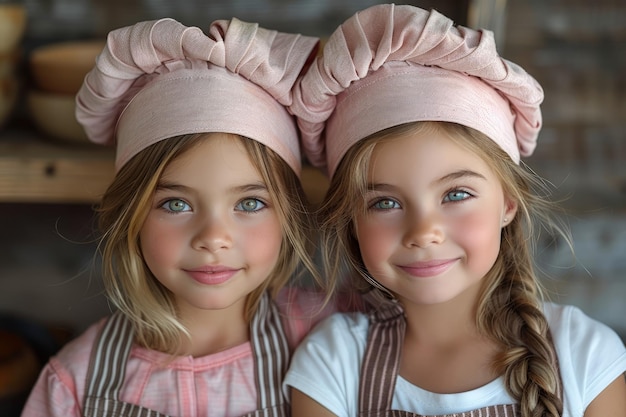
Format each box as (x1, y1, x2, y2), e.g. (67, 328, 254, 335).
(430, 121, 570, 417)
(477, 189, 564, 417)
(479, 226, 562, 417)
(321, 121, 572, 415)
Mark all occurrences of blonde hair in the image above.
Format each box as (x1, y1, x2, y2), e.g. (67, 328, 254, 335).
(96, 133, 319, 354)
(319, 121, 569, 417)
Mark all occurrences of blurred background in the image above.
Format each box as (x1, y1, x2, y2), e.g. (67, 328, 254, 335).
(0, 0, 624, 414)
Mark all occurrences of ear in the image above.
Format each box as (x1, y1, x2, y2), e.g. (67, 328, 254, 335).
(502, 196, 518, 227)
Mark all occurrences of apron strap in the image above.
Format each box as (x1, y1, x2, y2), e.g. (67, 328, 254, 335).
(249, 291, 291, 416)
(357, 302, 563, 417)
(83, 312, 165, 417)
(385, 404, 519, 417)
(83, 293, 290, 417)
(358, 303, 405, 414)
(85, 312, 134, 401)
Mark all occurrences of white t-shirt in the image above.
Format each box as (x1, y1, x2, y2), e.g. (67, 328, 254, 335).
(285, 303, 626, 417)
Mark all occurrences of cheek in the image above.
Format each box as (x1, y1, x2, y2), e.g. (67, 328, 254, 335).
(355, 217, 395, 268)
(242, 217, 283, 267)
(453, 210, 503, 266)
(139, 216, 185, 268)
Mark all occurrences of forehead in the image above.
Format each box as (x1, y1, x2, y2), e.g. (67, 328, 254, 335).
(369, 128, 492, 179)
(160, 133, 261, 184)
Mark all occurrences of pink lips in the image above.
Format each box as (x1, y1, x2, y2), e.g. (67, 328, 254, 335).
(399, 259, 458, 278)
(184, 266, 239, 285)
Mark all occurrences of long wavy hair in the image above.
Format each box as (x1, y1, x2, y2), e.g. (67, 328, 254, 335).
(96, 133, 320, 355)
(318, 121, 570, 417)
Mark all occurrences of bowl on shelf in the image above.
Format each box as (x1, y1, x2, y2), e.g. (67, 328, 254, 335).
(27, 90, 91, 144)
(29, 40, 105, 95)
(0, 76, 19, 129)
(0, 50, 22, 79)
(0, 4, 27, 55)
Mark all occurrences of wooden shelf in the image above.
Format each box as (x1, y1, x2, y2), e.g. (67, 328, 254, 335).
(0, 130, 115, 203)
(0, 129, 329, 205)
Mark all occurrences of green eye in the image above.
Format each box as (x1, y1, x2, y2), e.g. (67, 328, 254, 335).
(236, 198, 266, 212)
(373, 199, 399, 210)
(162, 199, 190, 212)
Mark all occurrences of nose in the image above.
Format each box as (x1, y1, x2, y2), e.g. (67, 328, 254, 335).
(402, 209, 445, 248)
(191, 216, 233, 252)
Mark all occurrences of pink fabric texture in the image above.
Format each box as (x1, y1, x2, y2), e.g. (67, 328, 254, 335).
(20, 288, 332, 417)
(289, 4, 544, 176)
(75, 18, 319, 174)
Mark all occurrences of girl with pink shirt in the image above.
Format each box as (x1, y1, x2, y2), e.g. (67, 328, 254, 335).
(21, 17, 327, 417)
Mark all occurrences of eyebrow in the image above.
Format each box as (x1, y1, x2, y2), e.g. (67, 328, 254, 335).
(367, 169, 486, 191)
(155, 182, 188, 192)
(233, 182, 270, 194)
(436, 169, 487, 184)
(155, 181, 269, 194)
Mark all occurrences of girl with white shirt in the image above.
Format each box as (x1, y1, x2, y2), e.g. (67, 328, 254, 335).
(285, 4, 626, 417)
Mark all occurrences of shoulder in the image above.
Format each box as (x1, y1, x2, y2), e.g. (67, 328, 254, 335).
(294, 311, 369, 358)
(543, 302, 624, 350)
(543, 302, 626, 412)
(45, 317, 108, 390)
(21, 317, 109, 416)
(285, 311, 369, 416)
(317, 310, 370, 335)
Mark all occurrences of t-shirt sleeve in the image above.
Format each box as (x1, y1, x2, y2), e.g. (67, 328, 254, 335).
(20, 361, 82, 417)
(546, 303, 626, 413)
(283, 311, 368, 417)
(20, 319, 103, 417)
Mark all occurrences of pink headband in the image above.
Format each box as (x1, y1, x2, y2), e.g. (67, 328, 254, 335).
(289, 4, 544, 176)
(76, 18, 319, 175)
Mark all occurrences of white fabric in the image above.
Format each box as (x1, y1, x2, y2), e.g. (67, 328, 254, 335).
(284, 302, 626, 417)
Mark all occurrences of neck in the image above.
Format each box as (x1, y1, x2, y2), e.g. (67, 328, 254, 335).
(397, 284, 501, 392)
(400, 283, 482, 346)
(177, 299, 250, 357)
(406, 304, 476, 345)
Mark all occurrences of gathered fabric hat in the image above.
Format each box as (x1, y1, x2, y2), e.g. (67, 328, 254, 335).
(76, 17, 319, 175)
(289, 3, 544, 176)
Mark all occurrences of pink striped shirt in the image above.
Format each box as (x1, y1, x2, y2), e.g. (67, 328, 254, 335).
(21, 288, 333, 417)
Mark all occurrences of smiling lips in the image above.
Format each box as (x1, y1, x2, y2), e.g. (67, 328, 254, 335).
(398, 258, 458, 278)
(184, 266, 240, 285)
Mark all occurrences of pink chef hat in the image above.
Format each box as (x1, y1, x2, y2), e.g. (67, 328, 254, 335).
(289, 4, 544, 176)
(76, 18, 319, 175)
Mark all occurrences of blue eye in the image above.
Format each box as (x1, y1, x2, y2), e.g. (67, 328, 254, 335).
(162, 199, 191, 213)
(236, 198, 266, 212)
(444, 190, 471, 202)
(373, 199, 400, 210)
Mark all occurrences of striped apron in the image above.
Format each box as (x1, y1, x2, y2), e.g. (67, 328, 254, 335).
(358, 303, 562, 417)
(82, 292, 290, 417)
